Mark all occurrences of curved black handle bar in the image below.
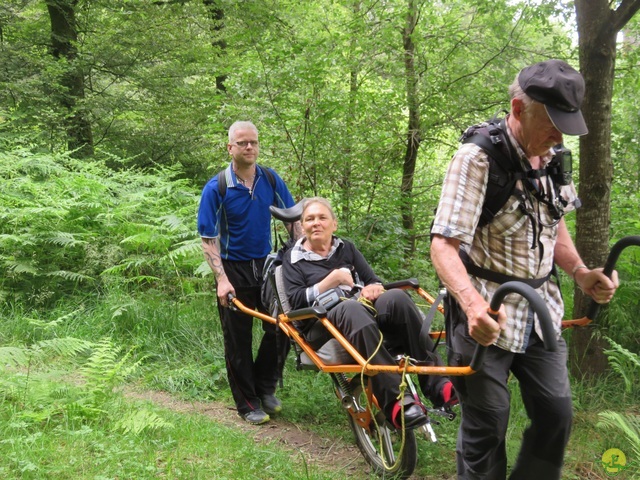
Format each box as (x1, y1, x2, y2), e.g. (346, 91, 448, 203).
(226, 293, 237, 310)
(586, 235, 640, 320)
(383, 278, 420, 290)
(470, 280, 556, 371)
(270, 199, 304, 223)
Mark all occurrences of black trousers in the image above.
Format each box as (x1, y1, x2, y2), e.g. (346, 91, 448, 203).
(217, 258, 289, 416)
(446, 299, 572, 480)
(319, 289, 448, 419)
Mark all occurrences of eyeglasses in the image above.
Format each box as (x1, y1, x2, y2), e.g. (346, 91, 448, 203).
(231, 140, 259, 149)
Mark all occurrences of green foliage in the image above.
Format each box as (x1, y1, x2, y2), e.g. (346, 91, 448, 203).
(0, 0, 221, 176)
(596, 339, 640, 464)
(597, 411, 640, 461)
(0, 286, 637, 478)
(1, 0, 633, 287)
(0, 334, 178, 444)
(602, 337, 640, 395)
(0, 356, 328, 479)
(80, 338, 143, 403)
(0, 2, 637, 477)
(112, 407, 174, 435)
(0, 137, 204, 307)
(0, 337, 92, 370)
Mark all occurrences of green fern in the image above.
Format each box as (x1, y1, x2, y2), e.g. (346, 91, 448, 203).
(112, 408, 174, 435)
(101, 256, 158, 276)
(80, 338, 144, 401)
(110, 302, 135, 319)
(0, 336, 162, 429)
(120, 230, 158, 247)
(2, 146, 204, 305)
(596, 338, 640, 462)
(0, 233, 35, 246)
(195, 260, 212, 277)
(65, 400, 108, 420)
(34, 338, 93, 359)
(45, 270, 94, 283)
(159, 214, 185, 231)
(0, 346, 29, 368)
(6, 260, 39, 275)
(42, 231, 87, 247)
(27, 307, 86, 330)
(125, 275, 162, 285)
(166, 239, 202, 260)
(0, 338, 91, 369)
(597, 411, 640, 460)
(603, 337, 640, 394)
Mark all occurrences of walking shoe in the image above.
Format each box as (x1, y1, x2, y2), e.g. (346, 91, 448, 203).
(391, 397, 428, 430)
(260, 394, 282, 415)
(242, 409, 270, 425)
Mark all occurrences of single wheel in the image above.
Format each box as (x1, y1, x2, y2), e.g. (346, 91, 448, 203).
(346, 376, 417, 479)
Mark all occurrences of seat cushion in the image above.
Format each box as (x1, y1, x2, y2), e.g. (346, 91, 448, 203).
(299, 338, 355, 366)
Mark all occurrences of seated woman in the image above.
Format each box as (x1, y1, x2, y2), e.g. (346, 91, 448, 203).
(282, 197, 456, 429)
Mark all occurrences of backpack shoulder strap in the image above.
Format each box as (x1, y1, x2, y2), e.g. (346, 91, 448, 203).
(217, 165, 276, 199)
(257, 165, 277, 192)
(463, 131, 513, 176)
(461, 119, 520, 177)
(461, 119, 526, 227)
(217, 169, 227, 198)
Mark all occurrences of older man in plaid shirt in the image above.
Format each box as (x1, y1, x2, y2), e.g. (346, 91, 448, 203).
(430, 60, 618, 480)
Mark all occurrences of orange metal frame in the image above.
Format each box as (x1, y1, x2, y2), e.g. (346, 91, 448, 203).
(231, 283, 592, 378)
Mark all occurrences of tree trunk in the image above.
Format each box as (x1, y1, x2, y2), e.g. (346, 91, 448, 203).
(401, 0, 420, 259)
(337, 0, 362, 231)
(571, 0, 640, 378)
(203, 0, 227, 92)
(46, 0, 93, 158)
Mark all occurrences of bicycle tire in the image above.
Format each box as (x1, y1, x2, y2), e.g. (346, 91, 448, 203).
(346, 376, 418, 479)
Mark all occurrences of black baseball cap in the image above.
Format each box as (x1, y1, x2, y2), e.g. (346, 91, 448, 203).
(518, 59, 588, 136)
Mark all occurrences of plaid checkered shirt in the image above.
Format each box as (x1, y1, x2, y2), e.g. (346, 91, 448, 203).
(431, 123, 580, 353)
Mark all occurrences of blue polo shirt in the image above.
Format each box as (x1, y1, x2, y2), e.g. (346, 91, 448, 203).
(197, 163, 295, 261)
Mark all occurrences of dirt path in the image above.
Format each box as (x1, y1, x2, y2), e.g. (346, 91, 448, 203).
(125, 388, 371, 478)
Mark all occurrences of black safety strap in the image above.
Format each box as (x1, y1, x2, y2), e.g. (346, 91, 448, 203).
(459, 250, 551, 289)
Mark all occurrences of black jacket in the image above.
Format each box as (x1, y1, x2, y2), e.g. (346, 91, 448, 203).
(282, 238, 381, 311)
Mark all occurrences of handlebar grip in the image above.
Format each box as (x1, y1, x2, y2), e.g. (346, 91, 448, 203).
(227, 293, 237, 310)
(586, 235, 640, 320)
(470, 281, 556, 371)
(383, 278, 420, 290)
(491, 281, 557, 352)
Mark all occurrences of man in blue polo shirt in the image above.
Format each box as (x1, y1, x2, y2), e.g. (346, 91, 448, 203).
(198, 120, 299, 425)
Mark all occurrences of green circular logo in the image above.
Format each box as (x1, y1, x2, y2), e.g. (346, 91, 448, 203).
(602, 448, 627, 475)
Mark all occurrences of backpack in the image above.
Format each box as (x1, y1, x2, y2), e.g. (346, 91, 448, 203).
(260, 237, 296, 317)
(450, 115, 572, 287)
(460, 116, 572, 229)
(261, 237, 297, 387)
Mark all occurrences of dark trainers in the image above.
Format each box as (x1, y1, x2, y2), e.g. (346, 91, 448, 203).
(242, 409, 270, 425)
(391, 397, 428, 430)
(260, 394, 282, 415)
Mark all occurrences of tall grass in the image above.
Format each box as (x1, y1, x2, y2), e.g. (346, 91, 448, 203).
(0, 369, 338, 479)
(2, 290, 639, 479)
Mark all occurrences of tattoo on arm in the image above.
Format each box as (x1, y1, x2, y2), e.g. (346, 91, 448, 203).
(202, 238, 226, 280)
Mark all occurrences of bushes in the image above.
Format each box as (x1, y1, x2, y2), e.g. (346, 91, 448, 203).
(0, 140, 206, 308)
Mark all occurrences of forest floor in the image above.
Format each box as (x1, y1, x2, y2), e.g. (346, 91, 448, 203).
(124, 387, 379, 479)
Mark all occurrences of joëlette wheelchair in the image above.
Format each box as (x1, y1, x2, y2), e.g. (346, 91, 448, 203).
(230, 201, 638, 480)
